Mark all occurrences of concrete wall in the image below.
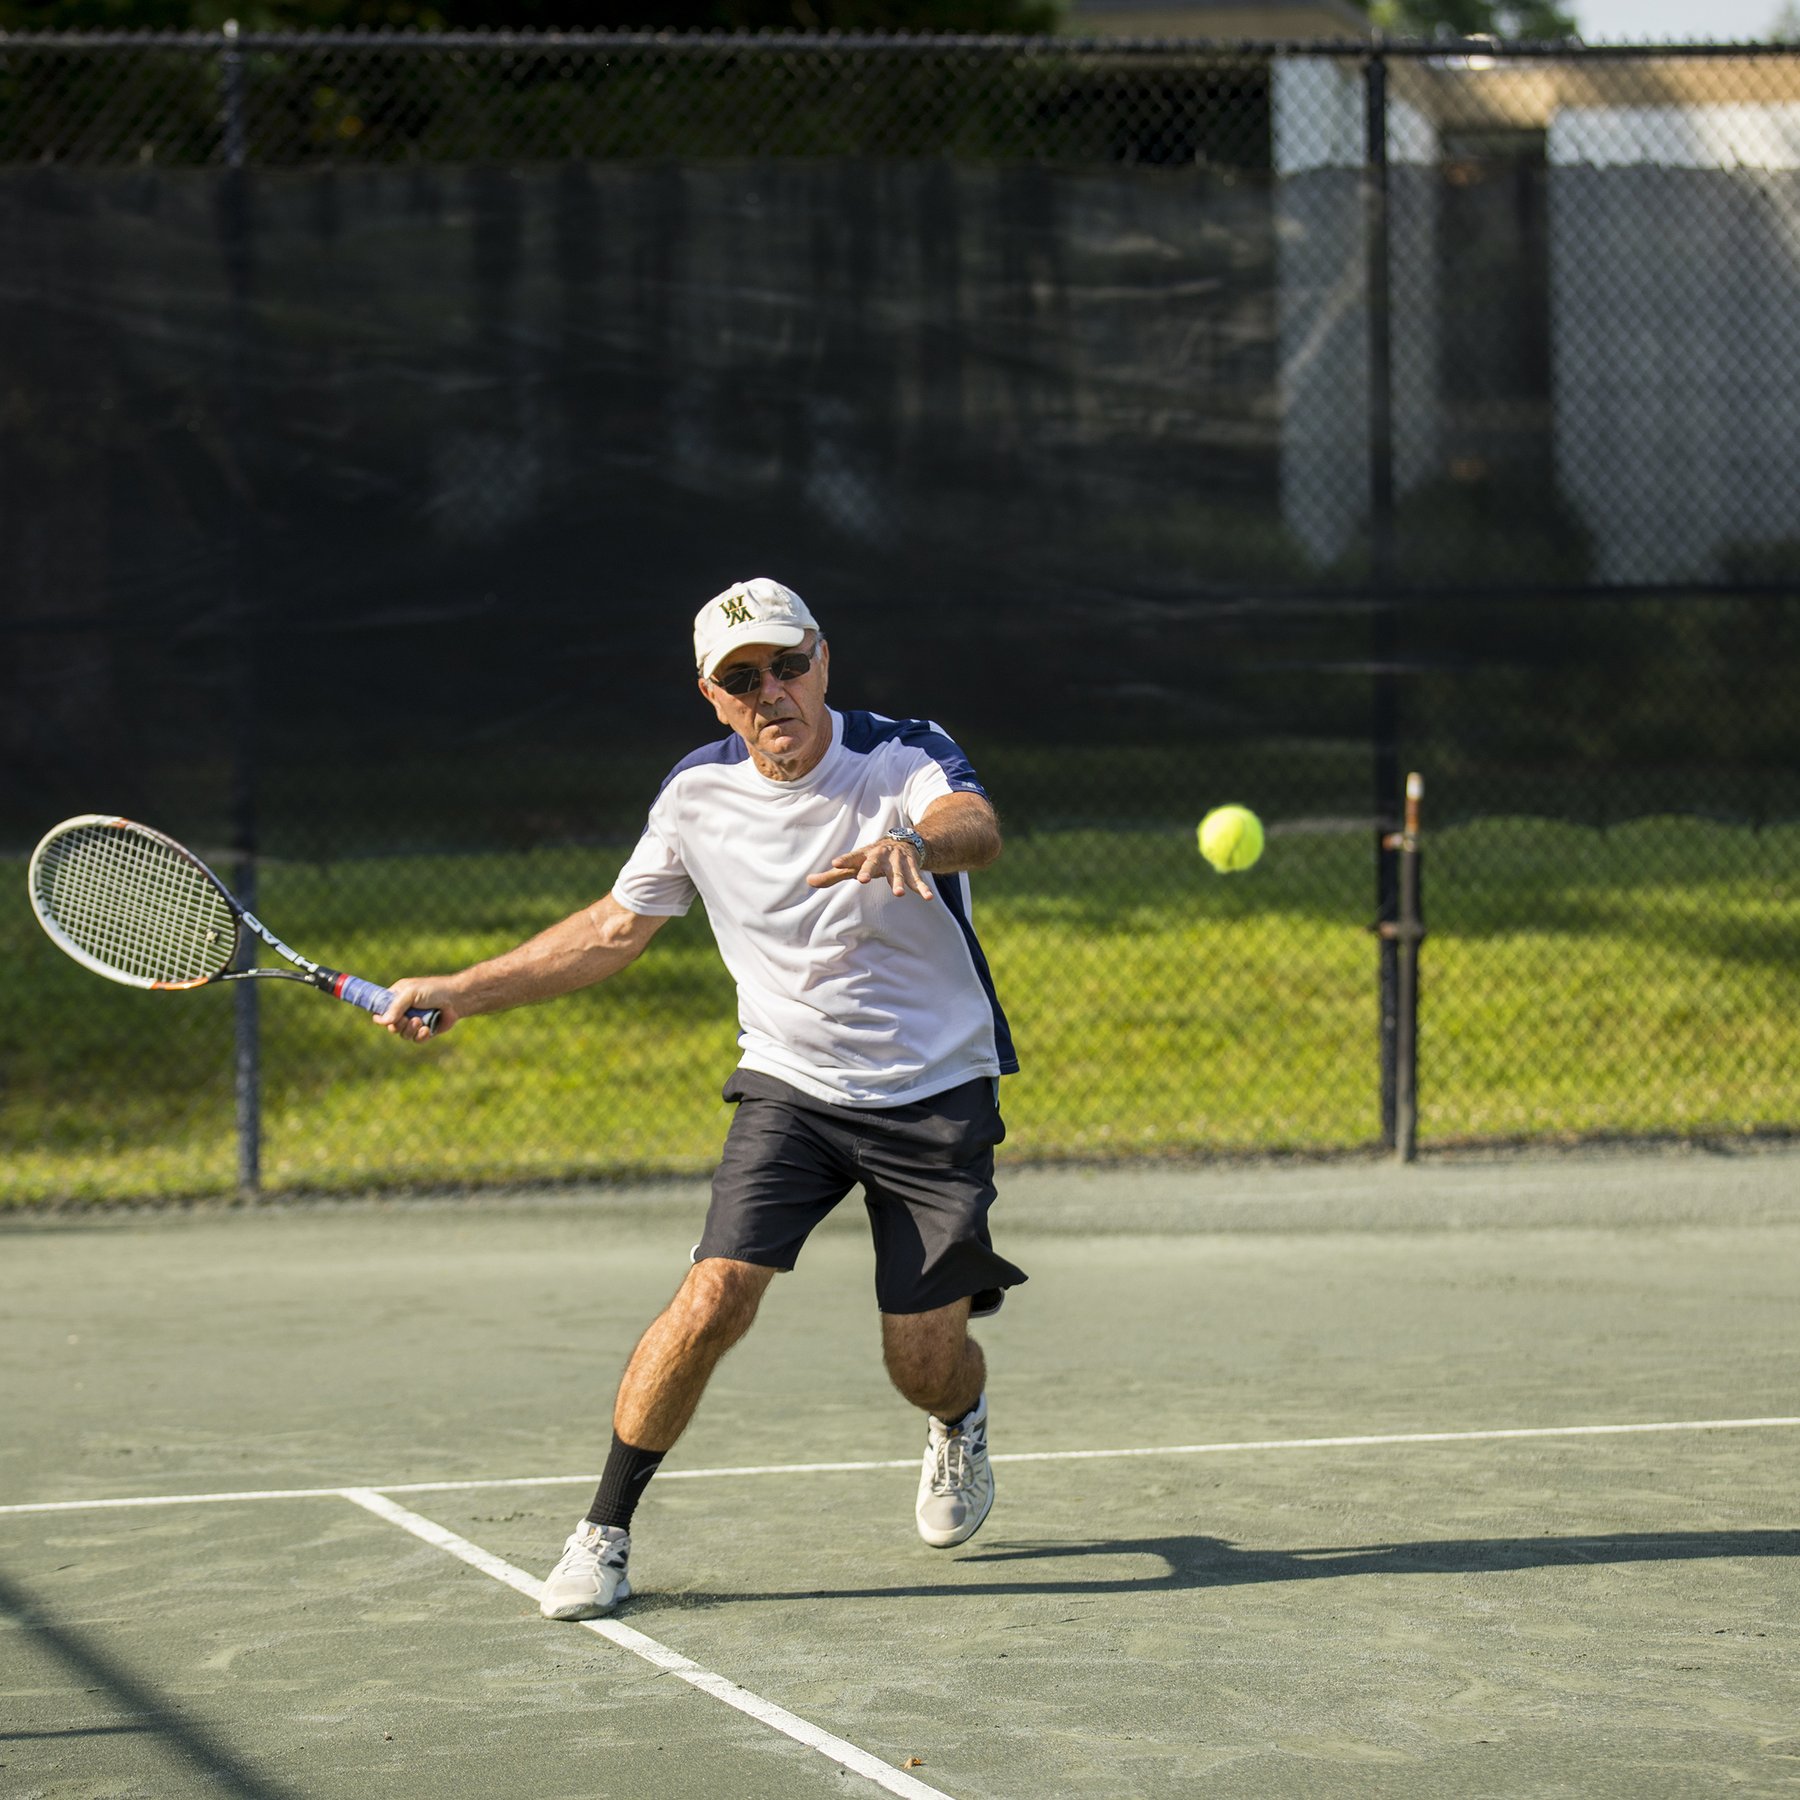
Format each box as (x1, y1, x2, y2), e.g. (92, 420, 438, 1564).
(1272, 57, 1441, 568)
(1549, 104, 1800, 583)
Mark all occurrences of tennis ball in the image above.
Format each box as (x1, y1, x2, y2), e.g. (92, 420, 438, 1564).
(1197, 804, 1264, 873)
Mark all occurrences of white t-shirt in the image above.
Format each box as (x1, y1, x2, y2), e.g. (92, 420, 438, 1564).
(611, 708, 1018, 1107)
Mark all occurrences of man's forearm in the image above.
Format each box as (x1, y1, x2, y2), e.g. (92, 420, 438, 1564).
(443, 898, 662, 1016)
(917, 794, 1002, 874)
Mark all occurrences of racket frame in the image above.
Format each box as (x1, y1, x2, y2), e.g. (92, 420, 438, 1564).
(28, 815, 438, 1030)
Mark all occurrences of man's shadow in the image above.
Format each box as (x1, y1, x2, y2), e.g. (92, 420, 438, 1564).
(633, 1528, 1800, 1611)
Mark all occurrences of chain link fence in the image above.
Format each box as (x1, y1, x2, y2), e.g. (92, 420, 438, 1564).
(4, 32, 1799, 1201)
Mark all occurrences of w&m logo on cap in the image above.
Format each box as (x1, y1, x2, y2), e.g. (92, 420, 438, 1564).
(720, 594, 753, 625)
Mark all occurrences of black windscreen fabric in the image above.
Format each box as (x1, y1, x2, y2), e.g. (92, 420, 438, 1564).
(6, 49, 1800, 858)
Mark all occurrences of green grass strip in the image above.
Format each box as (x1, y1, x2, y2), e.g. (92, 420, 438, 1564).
(4, 819, 1798, 1204)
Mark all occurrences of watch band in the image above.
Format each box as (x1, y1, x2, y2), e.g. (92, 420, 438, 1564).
(885, 825, 928, 861)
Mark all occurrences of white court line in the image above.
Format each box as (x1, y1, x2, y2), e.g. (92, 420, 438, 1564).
(340, 1488, 953, 1800)
(3, 1415, 1797, 1516)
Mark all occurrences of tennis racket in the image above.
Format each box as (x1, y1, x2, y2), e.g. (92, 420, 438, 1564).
(27, 815, 439, 1034)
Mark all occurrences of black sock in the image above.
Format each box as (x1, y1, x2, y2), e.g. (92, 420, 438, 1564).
(585, 1432, 666, 1532)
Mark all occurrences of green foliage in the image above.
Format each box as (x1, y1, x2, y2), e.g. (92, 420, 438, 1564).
(0, 0, 1061, 33)
(1366, 0, 1577, 40)
(0, 0, 211, 24)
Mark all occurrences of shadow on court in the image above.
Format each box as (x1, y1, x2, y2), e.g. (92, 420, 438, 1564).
(0, 1567, 300, 1800)
(631, 1528, 1800, 1609)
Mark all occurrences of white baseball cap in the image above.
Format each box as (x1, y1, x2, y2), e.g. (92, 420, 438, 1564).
(693, 578, 820, 680)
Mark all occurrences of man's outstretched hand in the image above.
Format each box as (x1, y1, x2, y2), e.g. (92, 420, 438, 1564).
(807, 837, 933, 899)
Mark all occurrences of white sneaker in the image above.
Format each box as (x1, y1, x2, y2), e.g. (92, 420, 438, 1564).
(915, 1393, 994, 1549)
(539, 1522, 632, 1620)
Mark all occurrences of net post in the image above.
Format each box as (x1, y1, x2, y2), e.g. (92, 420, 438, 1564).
(1387, 773, 1424, 1163)
(1374, 660, 1401, 1154)
(1375, 774, 1418, 1166)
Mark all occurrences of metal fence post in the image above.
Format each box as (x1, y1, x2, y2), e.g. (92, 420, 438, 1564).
(221, 21, 260, 1202)
(1383, 772, 1425, 1162)
(1364, 46, 1402, 1152)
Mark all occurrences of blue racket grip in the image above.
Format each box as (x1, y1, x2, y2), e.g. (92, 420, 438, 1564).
(329, 972, 441, 1035)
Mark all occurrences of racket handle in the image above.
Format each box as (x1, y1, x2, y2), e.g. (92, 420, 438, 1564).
(329, 972, 441, 1035)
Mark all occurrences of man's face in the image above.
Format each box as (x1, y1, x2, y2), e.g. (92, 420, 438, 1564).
(701, 632, 831, 780)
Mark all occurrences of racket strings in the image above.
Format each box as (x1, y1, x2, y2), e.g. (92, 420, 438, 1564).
(35, 825, 238, 985)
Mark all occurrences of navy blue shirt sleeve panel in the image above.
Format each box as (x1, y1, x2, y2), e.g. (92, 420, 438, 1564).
(937, 872, 1020, 1076)
(652, 733, 749, 803)
(628, 734, 749, 844)
(840, 710, 990, 799)
(838, 711, 1014, 1075)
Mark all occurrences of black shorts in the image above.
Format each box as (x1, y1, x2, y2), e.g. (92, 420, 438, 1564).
(694, 1069, 1028, 1316)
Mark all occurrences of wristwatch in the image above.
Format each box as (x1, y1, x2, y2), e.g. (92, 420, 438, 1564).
(885, 825, 928, 862)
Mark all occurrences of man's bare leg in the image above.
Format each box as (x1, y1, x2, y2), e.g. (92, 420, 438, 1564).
(616, 1257, 778, 1449)
(541, 1257, 775, 1621)
(883, 1298, 994, 1549)
(881, 1297, 983, 1419)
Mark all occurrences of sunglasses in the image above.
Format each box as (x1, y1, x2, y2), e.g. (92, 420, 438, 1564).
(711, 649, 815, 697)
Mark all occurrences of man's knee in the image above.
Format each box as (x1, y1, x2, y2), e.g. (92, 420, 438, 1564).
(671, 1257, 773, 1351)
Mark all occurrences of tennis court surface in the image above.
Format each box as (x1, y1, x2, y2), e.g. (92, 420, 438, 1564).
(3, 1147, 1797, 1799)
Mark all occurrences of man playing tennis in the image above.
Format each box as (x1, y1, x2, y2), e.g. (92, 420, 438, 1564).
(378, 577, 1024, 1620)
